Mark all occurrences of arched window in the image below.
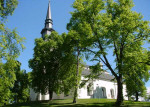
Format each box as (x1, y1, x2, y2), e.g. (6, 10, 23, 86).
(101, 87, 106, 98)
(87, 83, 93, 96)
(110, 89, 114, 98)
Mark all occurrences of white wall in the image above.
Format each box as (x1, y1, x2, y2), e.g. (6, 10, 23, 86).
(78, 79, 117, 99)
(38, 93, 65, 100)
(30, 77, 128, 101)
(78, 76, 128, 100)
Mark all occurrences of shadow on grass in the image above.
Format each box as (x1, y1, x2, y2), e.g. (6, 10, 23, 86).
(48, 102, 116, 107)
(5, 99, 150, 107)
(5, 101, 49, 107)
(6, 102, 116, 107)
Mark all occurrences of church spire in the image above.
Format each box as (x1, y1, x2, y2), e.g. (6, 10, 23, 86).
(41, 0, 54, 39)
(46, 0, 52, 20)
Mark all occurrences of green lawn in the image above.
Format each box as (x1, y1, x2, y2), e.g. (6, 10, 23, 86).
(6, 99, 150, 107)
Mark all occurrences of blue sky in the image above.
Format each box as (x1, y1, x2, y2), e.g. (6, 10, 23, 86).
(6, 0, 150, 87)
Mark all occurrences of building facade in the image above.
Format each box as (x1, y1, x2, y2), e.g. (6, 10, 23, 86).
(30, 66, 128, 101)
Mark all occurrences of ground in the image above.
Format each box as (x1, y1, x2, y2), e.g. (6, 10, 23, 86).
(6, 99, 150, 107)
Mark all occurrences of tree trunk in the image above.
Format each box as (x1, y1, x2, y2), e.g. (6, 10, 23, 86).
(128, 95, 131, 101)
(49, 90, 53, 101)
(16, 96, 19, 103)
(127, 91, 131, 101)
(135, 91, 139, 102)
(116, 76, 123, 106)
(73, 46, 79, 103)
(73, 88, 77, 103)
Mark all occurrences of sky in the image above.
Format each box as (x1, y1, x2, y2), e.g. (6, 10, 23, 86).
(5, 0, 150, 87)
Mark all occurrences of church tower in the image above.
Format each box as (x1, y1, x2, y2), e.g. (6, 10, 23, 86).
(41, 1, 54, 38)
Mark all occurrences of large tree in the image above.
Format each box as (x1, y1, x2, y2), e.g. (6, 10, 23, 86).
(0, 0, 24, 105)
(67, 0, 150, 105)
(29, 32, 77, 100)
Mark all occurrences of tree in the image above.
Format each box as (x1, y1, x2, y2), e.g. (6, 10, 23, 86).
(11, 62, 30, 103)
(29, 32, 77, 101)
(0, 0, 18, 19)
(67, 0, 150, 105)
(0, 0, 24, 105)
(124, 51, 149, 101)
(126, 73, 148, 101)
(67, 31, 84, 103)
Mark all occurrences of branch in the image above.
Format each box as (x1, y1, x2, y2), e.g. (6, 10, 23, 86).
(84, 47, 106, 65)
(89, 13, 118, 78)
(113, 41, 119, 63)
(97, 40, 118, 78)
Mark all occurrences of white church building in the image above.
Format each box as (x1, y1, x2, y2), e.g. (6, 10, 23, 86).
(30, 65, 128, 101)
(30, 1, 128, 101)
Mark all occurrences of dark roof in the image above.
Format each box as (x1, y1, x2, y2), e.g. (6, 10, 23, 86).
(82, 66, 115, 81)
(98, 72, 115, 81)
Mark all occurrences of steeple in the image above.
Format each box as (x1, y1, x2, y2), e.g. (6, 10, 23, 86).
(46, 1, 52, 21)
(41, 0, 54, 39)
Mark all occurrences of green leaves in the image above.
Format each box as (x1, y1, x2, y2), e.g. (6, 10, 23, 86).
(29, 31, 77, 97)
(11, 63, 30, 103)
(0, 0, 18, 20)
(0, 60, 19, 105)
(0, 0, 25, 105)
(68, 0, 150, 104)
(0, 28, 25, 59)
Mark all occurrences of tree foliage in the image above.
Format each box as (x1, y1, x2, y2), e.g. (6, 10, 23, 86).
(29, 32, 77, 100)
(124, 50, 149, 101)
(67, 29, 86, 103)
(67, 0, 150, 105)
(11, 62, 30, 103)
(0, 0, 24, 105)
(0, 0, 18, 19)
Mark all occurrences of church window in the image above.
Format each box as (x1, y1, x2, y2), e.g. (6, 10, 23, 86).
(101, 87, 106, 98)
(87, 83, 93, 96)
(110, 89, 114, 98)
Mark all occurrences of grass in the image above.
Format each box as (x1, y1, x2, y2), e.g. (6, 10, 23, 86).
(6, 99, 150, 107)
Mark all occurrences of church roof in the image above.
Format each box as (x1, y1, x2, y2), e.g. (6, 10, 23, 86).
(82, 66, 115, 81)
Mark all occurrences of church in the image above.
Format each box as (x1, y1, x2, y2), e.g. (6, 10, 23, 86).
(30, 1, 128, 101)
